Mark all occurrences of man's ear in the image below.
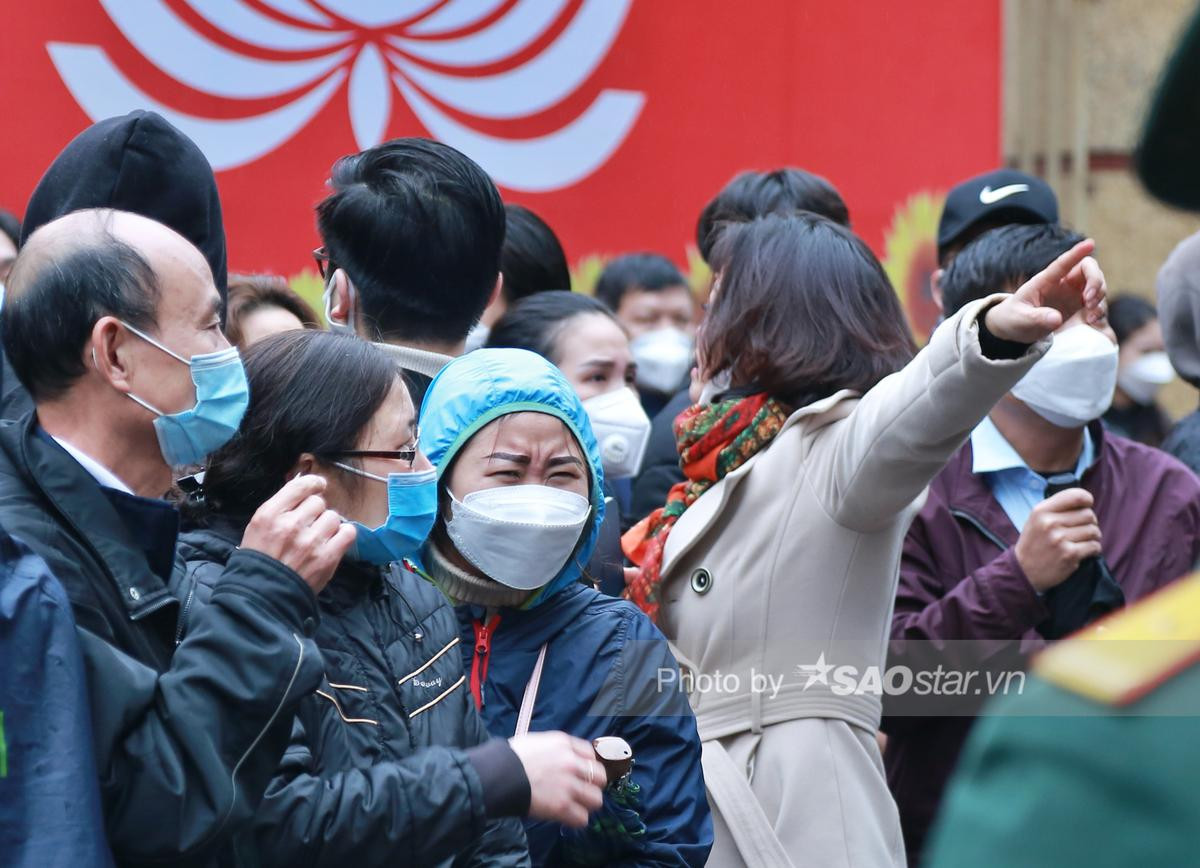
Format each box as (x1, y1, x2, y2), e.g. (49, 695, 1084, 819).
(930, 268, 945, 314)
(478, 273, 507, 328)
(90, 316, 135, 393)
(328, 270, 353, 328)
(490, 272, 503, 308)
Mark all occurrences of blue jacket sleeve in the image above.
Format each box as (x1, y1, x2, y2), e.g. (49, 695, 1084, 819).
(560, 611, 713, 867)
(0, 534, 113, 868)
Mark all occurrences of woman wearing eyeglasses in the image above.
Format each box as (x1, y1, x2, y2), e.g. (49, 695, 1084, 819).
(172, 329, 607, 867)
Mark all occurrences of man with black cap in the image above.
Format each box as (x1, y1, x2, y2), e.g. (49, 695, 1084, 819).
(923, 9, 1200, 862)
(932, 167, 1060, 310)
(1, 110, 228, 419)
(884, 219, 1200, 865)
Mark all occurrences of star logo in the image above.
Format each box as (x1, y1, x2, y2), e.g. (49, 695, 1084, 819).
(795, 653, 834, 690)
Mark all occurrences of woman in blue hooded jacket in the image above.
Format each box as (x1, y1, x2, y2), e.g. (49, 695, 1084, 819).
(415, 348, 712, 867)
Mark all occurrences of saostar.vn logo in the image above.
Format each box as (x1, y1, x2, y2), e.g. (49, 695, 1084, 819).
(47, 0, 644, 191)
(796, 653, 1026, 697)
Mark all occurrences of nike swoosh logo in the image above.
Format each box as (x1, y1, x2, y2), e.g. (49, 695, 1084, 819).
(979, 183, 1030, 204)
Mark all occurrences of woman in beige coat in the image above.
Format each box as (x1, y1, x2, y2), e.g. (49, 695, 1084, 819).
(623, 213, 1107, 867)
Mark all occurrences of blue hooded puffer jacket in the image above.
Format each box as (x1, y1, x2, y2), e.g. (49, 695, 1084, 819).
(420, 349, 712, 867)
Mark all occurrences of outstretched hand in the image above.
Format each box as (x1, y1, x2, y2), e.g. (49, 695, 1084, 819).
(982, 239, 1107, 344)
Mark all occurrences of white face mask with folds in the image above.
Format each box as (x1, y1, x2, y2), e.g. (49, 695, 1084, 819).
(631, 327, 694, 395)
(582, 387, 651, 479)
(445, 484, 592, 590)
(1010, 324, 1119, 428)
(1118, 351, 1175, 405)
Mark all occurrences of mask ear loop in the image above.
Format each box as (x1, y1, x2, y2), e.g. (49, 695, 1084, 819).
(324, 270, 359, 333)
(93, 346, 167, 417)
(331, 460, 387, 483)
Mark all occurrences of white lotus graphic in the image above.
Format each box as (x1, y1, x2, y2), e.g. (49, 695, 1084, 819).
(48, 0, 645, 191)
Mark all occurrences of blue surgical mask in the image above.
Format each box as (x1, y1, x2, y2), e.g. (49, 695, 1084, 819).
(117, 322, 250, 467)
(334, 463, 438, 565)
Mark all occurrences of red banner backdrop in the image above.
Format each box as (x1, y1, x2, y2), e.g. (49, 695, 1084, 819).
(1, 1, 1000, 335)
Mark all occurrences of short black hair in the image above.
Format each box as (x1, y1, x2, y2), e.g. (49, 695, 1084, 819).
(316, 138, 505, 345)
(1108, 295, 1157, 344)
(485, 290, 617, 364)
(696, 168, 851, 263)
(940, 223, 1086, 316)
(501, 204, 570, 302)
(3, 230, 158, 402)
(197, 330, 401, 518)
(0, 209, 20, 248)
(594, 253, 690, 313)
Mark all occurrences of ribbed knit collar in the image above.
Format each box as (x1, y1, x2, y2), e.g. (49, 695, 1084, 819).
(421, 540, 533, 608)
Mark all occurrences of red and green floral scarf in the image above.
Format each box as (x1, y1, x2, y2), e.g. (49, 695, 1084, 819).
(622, 392, 790, 622)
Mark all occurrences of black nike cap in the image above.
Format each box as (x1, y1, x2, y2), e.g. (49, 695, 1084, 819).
(937, 168, 1059, 262)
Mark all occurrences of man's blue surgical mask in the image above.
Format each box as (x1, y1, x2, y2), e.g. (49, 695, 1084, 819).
(115, 322, 249, 467)
(333, 463, 438, 565)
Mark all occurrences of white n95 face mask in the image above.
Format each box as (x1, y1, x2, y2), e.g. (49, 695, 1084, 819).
(1010, 324, 1119, 428)
(446, 485, 592, 590)
(583, 388, 651, 479)
(1118, 351, 1175, 406)
(631, 327, 694, 395)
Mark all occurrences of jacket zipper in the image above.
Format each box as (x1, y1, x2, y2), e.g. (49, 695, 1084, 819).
(470, 614, 501, 711)
(174, 583, 196, 646)
(950, 507, 1010, 552)
(195, 633, 307, 855)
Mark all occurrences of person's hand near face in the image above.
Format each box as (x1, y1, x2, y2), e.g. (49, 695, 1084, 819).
(983, 240, 1107, 344)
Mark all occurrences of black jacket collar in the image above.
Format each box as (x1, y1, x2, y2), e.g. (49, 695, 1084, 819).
(0, 413, 178, 620)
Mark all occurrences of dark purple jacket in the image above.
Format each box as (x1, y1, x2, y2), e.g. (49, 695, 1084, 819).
(883, 422, 1200, 865)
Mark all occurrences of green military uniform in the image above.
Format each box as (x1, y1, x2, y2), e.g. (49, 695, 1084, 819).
(925, 575, 1200, 867)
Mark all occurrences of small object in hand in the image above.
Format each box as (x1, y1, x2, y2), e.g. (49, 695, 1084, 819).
(592, 736, 633, 786)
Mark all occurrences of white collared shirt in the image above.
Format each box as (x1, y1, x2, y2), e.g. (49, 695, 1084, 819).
(48, 434, 134, 495)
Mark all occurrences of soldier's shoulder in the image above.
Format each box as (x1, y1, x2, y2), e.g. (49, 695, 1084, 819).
(1035, 574, 1200, 707)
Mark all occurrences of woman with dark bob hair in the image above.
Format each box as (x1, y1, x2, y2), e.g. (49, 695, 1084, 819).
(172, 329, 607, 867)
(622, 212, 1107, 865)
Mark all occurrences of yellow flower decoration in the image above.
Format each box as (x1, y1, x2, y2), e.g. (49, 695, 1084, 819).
(882, 191, 945, 342)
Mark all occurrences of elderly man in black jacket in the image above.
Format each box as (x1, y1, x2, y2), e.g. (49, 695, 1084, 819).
(0, 208, 355, 866)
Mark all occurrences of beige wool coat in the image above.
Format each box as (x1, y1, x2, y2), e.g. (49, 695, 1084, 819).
(654, 296, 1047, 868)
